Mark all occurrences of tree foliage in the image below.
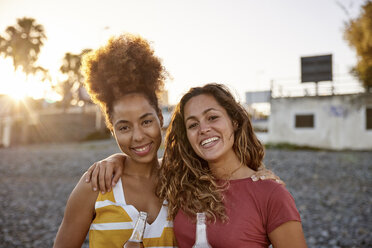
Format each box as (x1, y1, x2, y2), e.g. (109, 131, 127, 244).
(0, 17, 48, 77)
(57, 49, 91, 109)
(344, 1, 372, 91)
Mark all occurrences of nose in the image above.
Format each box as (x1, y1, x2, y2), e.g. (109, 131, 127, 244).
(199, 121, 211, 134)
(132, 126, 144, 142)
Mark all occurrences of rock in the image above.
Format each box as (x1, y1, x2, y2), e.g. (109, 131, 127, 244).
(321, 230, 329, 238)
(0, 140, 371, 247)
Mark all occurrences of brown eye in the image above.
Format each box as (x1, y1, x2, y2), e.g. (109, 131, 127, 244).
(143, 119, 153, 126)
(188, 122, 198, 129)
(209, 115, 219, 121)
(119, 126, 129, 131)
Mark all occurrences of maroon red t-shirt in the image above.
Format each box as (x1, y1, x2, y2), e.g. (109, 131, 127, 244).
(174, 178, 301, 247)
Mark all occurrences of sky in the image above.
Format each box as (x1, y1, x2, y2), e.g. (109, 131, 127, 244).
(0, 0, 367, 104)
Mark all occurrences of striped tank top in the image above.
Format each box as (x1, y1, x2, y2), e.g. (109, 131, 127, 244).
(89, 178, 177, 247)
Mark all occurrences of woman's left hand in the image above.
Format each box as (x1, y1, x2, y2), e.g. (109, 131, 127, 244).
(251, 169, 285, 186)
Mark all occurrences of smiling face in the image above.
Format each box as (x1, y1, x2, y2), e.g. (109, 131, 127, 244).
(112, 93, 163, 165)
(184, 94, 237, 164)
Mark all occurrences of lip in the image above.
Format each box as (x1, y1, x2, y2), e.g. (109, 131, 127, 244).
(200, 136, 220, 148)
(131, 142, 153, 156)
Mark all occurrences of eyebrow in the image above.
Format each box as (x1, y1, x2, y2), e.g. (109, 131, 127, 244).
(114, 119, 128, 127)
(140, 113, 155, 119)
(114, 113, 155, 127)
(185, 108, 217, 122)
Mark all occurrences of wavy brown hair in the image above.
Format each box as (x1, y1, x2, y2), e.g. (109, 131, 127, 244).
(157, 83, 265, 222)
(81, 33, 166, 130)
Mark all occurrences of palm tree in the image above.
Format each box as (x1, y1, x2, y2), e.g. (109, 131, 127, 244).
(0, 17, 48, 145)
(58, 49, 91, 110)
(0, 17, 48, 77)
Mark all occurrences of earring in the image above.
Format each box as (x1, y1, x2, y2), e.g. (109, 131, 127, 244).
(233, 120, 238, 129)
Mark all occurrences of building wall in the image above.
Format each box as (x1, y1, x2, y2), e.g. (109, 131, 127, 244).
(8, 112, 101, 145)
(268, 93, 372, 150)
(0, 105, 107, 147)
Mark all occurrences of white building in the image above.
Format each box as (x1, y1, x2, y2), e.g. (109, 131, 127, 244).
(268, 93, 372, 150)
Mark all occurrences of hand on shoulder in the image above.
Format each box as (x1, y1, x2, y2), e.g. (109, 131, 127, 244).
(250, 169, 285, 186)
(84, 153, 126, 194)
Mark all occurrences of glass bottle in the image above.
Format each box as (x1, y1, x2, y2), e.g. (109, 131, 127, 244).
(192, 212, 212, 248)
(123, 211, 147, 248)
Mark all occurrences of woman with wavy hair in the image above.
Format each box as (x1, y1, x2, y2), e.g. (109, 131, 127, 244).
(157, 83, 307, 247)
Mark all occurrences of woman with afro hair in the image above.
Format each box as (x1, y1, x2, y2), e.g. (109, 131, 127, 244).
(53, 34, 177, 248)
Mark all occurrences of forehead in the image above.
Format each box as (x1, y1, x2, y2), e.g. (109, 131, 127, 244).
(112, 93, 157, 120)
(184, 94, 225, 118)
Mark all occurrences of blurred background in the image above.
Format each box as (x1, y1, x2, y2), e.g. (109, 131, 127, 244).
(0, 0, 371, 247)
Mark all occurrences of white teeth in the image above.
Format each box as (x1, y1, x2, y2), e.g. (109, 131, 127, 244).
(134, 145, 148, 152)
(201, 137, 219, 146)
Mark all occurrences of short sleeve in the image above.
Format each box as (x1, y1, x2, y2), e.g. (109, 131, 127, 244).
(266, 184, 301, 234)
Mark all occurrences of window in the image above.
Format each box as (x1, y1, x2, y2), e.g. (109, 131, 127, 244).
(367, 108, 372, 130)
(295, 114, 314, 128)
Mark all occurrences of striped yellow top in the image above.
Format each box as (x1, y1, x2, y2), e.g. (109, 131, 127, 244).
(89, 179, 177, 248)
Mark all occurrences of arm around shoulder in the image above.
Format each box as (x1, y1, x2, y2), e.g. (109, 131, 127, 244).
(54, 173, 99, 248)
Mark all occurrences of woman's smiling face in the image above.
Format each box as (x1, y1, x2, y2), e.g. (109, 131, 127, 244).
(183, 94, 236, 164)
(112, 93, 162, 165)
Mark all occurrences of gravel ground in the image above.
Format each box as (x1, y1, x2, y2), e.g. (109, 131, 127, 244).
(0, 139, 371, 248)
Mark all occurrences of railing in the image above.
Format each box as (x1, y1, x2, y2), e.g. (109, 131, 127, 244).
(270, 74, 366, 98)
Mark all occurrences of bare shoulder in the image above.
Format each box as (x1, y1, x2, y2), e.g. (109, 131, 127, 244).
(73, 172, 100, 200)
(53, 173, 99, 248)
(63, 172, 99, 215)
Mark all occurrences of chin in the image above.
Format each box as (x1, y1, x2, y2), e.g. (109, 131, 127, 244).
(134, 153, 158, 164)
(200, 150, 228, 163)
(200, 154, 220, 163)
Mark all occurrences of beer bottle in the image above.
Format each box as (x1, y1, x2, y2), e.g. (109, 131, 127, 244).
(123, 211, 147, 248)
(192, 212, 212, 248)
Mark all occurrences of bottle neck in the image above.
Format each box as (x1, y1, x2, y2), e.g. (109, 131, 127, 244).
(194, 212, 210, 246)
(128, 212, 147, 242)
(195, 222, 209, 244)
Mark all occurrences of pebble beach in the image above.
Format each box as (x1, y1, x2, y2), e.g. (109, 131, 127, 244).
(0, 139, 370, 248)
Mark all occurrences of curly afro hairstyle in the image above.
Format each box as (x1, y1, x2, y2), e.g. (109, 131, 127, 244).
(82, 33, 166, 130)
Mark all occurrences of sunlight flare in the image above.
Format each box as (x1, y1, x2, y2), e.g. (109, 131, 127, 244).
(0, 58, 59, 101)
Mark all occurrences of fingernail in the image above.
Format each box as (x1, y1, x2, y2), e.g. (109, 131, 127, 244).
(251, 175, 258, 181)
(108, 188, 111, 192)
(101, 191, 105, 194)
(112, 182, 116, 187)
(260, 175, 266, 180)
(85, 178, 89, 182)
(93, 187, 97, 191)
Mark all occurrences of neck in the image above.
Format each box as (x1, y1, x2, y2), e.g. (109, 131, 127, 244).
(208, 151, 255, 180)
(208, 151, 242, 179)
(124, 157, 159, 179)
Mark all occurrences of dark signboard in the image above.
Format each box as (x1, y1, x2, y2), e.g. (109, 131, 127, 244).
(301, 54, 332, 83)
